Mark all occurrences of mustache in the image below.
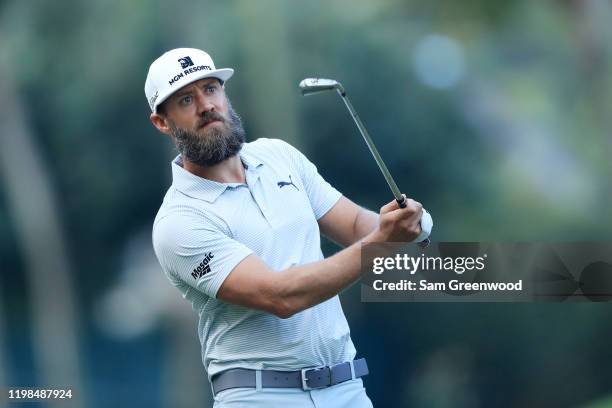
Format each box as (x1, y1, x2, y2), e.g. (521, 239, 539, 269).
(197, 111, 227, 128)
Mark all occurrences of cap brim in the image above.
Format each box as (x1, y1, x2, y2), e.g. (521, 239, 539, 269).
(154, 68, 234, 112)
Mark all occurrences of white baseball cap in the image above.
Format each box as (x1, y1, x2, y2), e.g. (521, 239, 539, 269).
(144, 48, 234, 112)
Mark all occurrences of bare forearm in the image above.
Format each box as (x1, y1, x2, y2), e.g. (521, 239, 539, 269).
(318, 197, 378, 247)
(352, 208, 378, 242)
(275, 199, 424, 316)
(277, 231, 375, 316)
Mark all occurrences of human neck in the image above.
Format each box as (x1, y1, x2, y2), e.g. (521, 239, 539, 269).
(183, 154, 245, 184)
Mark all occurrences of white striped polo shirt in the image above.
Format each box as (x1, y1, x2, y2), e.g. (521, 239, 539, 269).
(152, 138, 356, 379)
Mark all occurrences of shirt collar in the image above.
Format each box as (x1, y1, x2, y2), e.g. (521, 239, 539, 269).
(240, 144, 264, 171)
(170, 145, 264, 203)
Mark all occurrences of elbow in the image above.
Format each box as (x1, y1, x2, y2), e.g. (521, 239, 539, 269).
(271, 298, 299, 319)
(266, 279, 301, 319)
(273, 305, 296, 319)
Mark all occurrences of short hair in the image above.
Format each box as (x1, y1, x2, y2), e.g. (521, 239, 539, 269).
(157, 99, 168, 116)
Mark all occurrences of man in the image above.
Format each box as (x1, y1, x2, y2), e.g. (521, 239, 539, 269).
(146, 48, 432, 407)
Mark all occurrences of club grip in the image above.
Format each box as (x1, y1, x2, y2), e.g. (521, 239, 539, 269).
(397, 194, 430, 248)
(396, 195, 407, 208)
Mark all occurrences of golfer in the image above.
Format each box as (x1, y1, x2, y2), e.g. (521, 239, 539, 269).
(147, 48, 432, 407)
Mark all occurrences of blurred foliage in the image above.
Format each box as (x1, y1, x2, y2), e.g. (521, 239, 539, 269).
(1, 0, 612, 407)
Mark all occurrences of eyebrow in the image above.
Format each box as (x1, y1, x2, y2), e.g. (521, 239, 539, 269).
(173, 89, 193, 100)
(172, 80, 219, 101)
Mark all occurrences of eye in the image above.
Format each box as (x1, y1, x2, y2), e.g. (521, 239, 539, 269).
(206, 85, 217, 94)
(179, 95, 193, 106)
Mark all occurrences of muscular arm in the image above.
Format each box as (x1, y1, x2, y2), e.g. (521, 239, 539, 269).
(217, 197, 423, 318)
(318, 196, 379, 247)
(218, 236, 366, 318)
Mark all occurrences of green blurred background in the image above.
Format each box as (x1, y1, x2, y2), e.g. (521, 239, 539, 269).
(1, 0, 611, 407)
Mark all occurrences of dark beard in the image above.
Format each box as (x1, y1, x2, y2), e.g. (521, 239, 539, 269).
(170, 103, 246, 166)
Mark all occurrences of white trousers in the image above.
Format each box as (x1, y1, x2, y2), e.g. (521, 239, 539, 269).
(213, 378, 373, 408)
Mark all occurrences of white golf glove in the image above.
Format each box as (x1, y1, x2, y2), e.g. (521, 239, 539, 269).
(413, 208, 433, 243)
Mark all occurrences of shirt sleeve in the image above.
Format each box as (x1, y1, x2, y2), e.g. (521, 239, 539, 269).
(273, 139, 342, 220)
(152, 212, 253, 298)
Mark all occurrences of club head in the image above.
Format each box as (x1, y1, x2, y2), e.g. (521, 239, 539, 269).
(299, 78, 344, 96)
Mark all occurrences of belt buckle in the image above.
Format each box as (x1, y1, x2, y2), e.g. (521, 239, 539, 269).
(301, 365, 330, 390)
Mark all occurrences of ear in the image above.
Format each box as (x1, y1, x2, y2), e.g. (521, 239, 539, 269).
(150, 112, 173, 136)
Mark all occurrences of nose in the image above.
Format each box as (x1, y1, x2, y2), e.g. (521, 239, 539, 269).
(195, 88, 215, 115)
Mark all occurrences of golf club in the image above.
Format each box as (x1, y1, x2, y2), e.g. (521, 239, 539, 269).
(299, 78, 430, 247)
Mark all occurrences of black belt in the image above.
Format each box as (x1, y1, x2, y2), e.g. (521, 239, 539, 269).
(211, 358, 369, 395)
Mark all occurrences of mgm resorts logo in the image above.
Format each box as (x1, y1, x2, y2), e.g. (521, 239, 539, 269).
(191, 252, 214, 280)
(168, 56, 212, 85)
(178, 56, 194, 69)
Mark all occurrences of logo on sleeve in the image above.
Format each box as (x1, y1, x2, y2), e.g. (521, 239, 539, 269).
(191, 252, 214, 280)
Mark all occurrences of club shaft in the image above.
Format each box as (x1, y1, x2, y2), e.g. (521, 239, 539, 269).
(336, 89, 430, 247)
(336, 89, 403, 202)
